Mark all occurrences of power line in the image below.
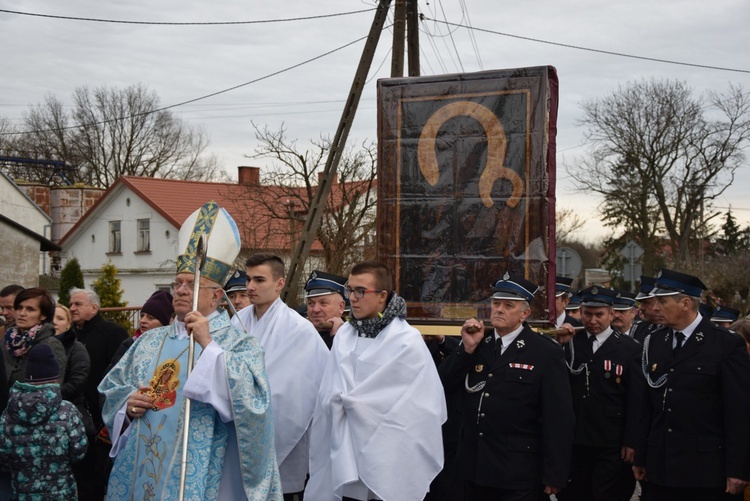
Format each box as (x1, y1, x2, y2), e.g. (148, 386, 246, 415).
(423, 17, 750, 75)
(437, 0, 464, 72)
(1, 33, 372, 137)
(0, 7, 376, 26)
(458, 0, 484, 70)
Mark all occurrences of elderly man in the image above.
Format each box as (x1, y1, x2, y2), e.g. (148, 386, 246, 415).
(611, 290, 638, 337)
(232, 254, 329, 500)
(224, 270, 251, 312)
(68, 288, 128, 432)
(557, 287, 639, 501)
(304, 270, 348, 349)
(440, 273, 574, 500)
(307, 261, 446, 501)
(633, 268, 750, 500)
(100, 201, 280, 499)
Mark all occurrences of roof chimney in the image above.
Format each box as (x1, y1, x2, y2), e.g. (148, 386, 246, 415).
(317, 171, 338, 185)
(238, 166, 260, 186)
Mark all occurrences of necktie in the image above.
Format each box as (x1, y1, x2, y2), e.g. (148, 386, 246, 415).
(673, 331, 685, 356)
(588, 334, 597, 352)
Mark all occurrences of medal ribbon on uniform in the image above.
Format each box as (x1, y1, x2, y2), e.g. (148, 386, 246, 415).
(509, 363, 534, 370)
(604, 360, 612, 372)
(615, 364, 623, 377)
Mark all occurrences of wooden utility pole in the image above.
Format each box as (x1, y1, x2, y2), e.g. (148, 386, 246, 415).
(282, 0, 393, 302)
(391, 0, 406, 77)
(406, 0, 420, 76)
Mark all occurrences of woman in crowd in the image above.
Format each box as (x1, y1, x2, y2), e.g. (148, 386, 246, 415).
(2, 288, 66, 387)
(54, 304, 95, 437)
(730, 317, 750, 355)
(106, 289, 173, 373)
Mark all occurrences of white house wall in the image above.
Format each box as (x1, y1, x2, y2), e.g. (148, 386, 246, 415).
(0, 174, 53, 278)
(63, 186, 179, 306)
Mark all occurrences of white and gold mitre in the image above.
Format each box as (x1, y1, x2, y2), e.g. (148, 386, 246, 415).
(176, 201, 241, 285)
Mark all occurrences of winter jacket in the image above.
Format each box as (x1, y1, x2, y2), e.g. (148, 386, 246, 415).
(56, 327, 96, 437)
(3, 323, 67, 388)
(0, 381, 88, 500)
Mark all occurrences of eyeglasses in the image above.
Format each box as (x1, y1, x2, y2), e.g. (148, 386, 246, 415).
(170, 282, 220, 292)
(343, 286, 384, 299)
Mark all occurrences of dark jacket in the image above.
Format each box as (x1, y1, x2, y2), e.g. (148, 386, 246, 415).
(3, 323, 67, 388)
(565, 329, 642, 448)
(440, 325, 575, 490)
(76, 313, 128, 429)
(631, 320, 658, 345)
(0, 381, 88, 500)
(634, 317, 750, 488)
(56, 327, 96, 437)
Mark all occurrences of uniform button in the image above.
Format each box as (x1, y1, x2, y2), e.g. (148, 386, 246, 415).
(479, 432, 484, 437)
(484, 392, 490, 397)
(667, 408, 672, 412)
(488, 373, 493, 378)
(480, 413, 485, 418)
(669, 368, 674, 373)
(668, 428, 672, 433)
(582, 395, 587, 399)
(668, 388, 673, 392)
(697, 367, 701, 371)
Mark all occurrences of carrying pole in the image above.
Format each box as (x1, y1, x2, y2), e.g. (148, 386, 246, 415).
(178, 233, 207, 500)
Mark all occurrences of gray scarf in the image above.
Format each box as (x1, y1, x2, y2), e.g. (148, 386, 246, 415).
(348, 293, 407, 338)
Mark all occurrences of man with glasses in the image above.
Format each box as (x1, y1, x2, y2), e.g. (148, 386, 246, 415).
(232, 253, 329, 501)
(307, 261, 447, 501)
(99, 202, 280, 500)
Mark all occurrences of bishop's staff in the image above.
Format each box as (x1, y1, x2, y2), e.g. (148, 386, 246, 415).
(178, 233, 207, 501)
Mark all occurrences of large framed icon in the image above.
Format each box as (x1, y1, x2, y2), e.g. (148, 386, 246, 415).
(377, 66, 558, 325)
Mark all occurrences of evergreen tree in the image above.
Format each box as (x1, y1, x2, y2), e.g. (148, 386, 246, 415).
(719, 209, 744, 255)
(58, 257, 84, 306)
(92, 261, 131, 333)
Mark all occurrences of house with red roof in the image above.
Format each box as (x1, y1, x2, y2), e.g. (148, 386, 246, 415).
(57, 167, 364, 305)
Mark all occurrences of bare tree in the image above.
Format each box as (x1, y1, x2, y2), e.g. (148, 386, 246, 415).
(568, 79, 750, 266)
(245, 123, 378, 277)
(556, 207, 586, 244)
(1, 84, 220, 187)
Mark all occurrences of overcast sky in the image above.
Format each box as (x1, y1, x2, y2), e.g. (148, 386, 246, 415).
(2, 0, 749, 242)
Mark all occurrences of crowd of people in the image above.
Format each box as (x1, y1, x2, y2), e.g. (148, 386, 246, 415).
(1, 200, 749, 501)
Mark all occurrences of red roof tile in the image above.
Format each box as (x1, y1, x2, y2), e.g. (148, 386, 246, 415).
(60, 175, 374, 254)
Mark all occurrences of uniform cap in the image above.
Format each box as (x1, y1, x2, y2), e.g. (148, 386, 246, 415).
(580, 286, 618, 307)
(490, 273, 539, 302)
(710, 305, 740, 324)
(652, 269, 706, 298)
(555, 276, 574, 297)
(304, 270, 347, 299)
(612, 290, 637, 310)
(224, 270, 247, 293)
(635, 276, 657, 300)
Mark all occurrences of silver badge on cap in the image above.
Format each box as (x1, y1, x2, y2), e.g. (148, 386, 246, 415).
(591, 286, 599, 295)
(503, 271, 510, 280)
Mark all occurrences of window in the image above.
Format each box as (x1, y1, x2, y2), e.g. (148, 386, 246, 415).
(137, 219, 150, 252)
(109, 221, 121, 253)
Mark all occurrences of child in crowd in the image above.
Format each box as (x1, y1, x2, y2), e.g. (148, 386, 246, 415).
(0, 343, 88, 499)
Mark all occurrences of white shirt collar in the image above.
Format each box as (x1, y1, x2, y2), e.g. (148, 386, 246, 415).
(495, 324, 524, 352)
(677, 312, 703, 340)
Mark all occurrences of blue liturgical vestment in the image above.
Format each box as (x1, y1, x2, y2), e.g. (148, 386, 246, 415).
(99, 310, 281, 500)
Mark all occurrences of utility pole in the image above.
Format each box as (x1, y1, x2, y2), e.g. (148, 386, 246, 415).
(391, 0, 406, 77)
(391, 0, 420, 77)
(406, 0, 420, 76)
(282, 0, 393, 303)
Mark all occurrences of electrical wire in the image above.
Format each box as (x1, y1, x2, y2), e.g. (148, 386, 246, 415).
(0, 7, 376, 26)
(437, 0, 464, 72)
(422, 17, 750, 75)
(458, 0, 483, 70)
(1, 33, 373, 137)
